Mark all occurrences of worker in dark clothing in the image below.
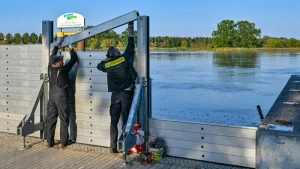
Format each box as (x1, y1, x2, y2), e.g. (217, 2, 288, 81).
(47, 38, 79, 149)
(97, 21, 138, 153)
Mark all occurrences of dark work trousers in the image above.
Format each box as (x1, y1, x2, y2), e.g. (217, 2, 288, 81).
(47, 85, 70, 146)
(110, 90, 134, 149)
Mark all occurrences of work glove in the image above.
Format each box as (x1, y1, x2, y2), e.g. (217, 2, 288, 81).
(57, 37, 64, 44)
(128, 21, 134, 37)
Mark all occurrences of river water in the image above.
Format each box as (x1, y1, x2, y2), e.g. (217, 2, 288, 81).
(150, 51, 300, 127)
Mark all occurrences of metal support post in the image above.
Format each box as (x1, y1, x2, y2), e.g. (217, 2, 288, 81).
(42, 20, 53, 140)
(137, 16, 150, 155)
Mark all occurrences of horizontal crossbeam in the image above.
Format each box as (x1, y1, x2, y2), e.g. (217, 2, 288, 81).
(50, 11, 139, 49)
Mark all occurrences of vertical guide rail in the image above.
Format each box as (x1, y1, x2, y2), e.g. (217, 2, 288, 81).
(42, 21, 53, 139)
(137, 16, 150, 154)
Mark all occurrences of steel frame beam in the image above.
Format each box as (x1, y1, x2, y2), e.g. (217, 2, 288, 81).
(50, 11, 139, 49)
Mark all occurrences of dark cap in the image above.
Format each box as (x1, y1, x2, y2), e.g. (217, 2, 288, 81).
(106, 46, 115, 58)
(50, 55, 63, 64)
(106, 46, 120, 58)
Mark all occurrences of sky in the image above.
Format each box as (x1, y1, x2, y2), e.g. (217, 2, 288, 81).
(0, 0, 299, 39)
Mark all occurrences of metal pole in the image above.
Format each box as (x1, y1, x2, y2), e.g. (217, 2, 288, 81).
(137, 16, 150, 155)
(42, 21, 53, 140)
(137, 16, 148, 77)
(40, 88, 44, 139)
(42, 21, 53, 72)
(77, 28, 85, 51)
(146, 17, 151, 118)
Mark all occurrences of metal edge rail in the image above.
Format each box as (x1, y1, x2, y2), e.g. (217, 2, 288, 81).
(117, 83, 142, 152)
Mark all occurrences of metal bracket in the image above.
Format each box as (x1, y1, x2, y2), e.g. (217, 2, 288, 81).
(117, 84, 143, 152)
(17, 80, 45, 150)
(19, 137, 29, 150)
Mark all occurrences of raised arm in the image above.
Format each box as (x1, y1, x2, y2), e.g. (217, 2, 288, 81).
(122, 22, 135, 62)
(60, 44, 78, 73)
(97, 61, 106, 72)
(50, 37, 64, 56)
(51, 46, 59, 56)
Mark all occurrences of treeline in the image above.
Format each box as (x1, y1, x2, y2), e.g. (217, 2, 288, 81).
(0, 29, 212, 50)
(150, 37, 212, 49)
(261, 36, 300, 48)
(0, 32, 42, 44)
(1, 22, 300, 49)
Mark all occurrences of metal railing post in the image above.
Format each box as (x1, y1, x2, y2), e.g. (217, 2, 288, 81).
(42, 20, 53, 140)
(137, 15, 150, 155)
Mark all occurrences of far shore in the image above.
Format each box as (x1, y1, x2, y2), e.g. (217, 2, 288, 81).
(83, 47, 300, 52)
(1, 44, 299, 52)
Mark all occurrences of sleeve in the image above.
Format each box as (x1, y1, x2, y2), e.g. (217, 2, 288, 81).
(97, 61, 106, 72)
(51, 46, 59, 56)
(122, 37, 134, 62)
(60, 49, 78, 74)
(48, 46, 59, 75)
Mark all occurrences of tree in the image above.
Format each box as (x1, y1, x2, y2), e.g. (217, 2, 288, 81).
(0, 32, 4, 41)
(5, 33, 13, 44)
(181, 40, 188, 49)
(212, 20, 236, 47)
(30, 33, 38, 44)
(38, 34, 42, 43)
(117, 42, 124, 48)
(87, 38, 100, 49)
(234, 21, 261, 48)
(211, 20, 261, 48)
(0, 33, 4, 44)
(22, 33, 30, 44)
(101, 39, 116, 48)
(289, 38, 300, 48)
(14, 33, 22, 44)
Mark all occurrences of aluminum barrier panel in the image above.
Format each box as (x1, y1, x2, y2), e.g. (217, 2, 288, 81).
(149, 118, 257, 168)
(0, 45, 42, 134)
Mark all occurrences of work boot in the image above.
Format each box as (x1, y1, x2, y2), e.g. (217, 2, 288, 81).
(47, 142, 54, 148)
(110, 148, 118, 153)
(68, 139, 74, 145)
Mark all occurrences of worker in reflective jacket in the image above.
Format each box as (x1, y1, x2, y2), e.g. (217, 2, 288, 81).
(47, 38, 79, 149)
(97, 21, 138, 153)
